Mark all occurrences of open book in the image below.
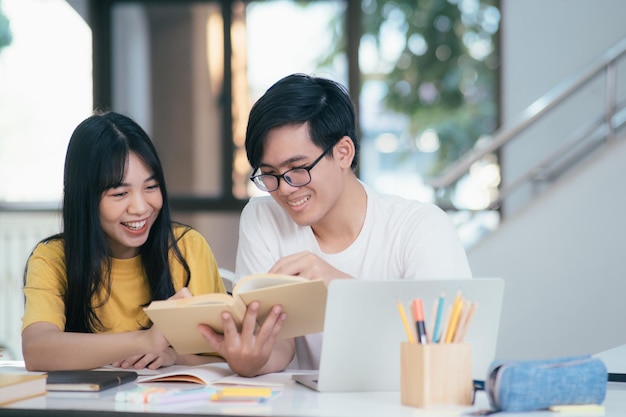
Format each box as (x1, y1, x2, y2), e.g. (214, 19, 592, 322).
(144, 273, 327, 354)
(137, 363, 233, 385)
(136, 363, 287, 387)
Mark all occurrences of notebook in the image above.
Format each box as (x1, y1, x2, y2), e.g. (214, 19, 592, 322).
(292, 278, 505, 392)
(46, 370, 138, 392)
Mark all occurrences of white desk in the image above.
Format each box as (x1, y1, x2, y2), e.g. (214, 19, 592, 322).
(4, 383, 626, 417)
(2, 362, 625, 416)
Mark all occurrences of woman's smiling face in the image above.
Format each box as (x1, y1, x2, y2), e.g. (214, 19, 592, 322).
(99, 151, 163, 259)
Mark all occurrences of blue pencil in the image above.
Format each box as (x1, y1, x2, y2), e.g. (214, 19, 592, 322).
(432, 293, 445, 343)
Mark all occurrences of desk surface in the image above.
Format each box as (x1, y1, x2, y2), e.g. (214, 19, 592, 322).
(4, 384, 626, 417)
(2, 364, 626, 417)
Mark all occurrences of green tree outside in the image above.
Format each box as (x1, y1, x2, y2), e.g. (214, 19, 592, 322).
(0, 0, 12, 54)
(316, 0, 500, 206)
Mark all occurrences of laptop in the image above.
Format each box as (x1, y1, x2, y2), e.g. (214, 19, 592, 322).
(594, 344, 626, 382)
(292, 278, 505, 392)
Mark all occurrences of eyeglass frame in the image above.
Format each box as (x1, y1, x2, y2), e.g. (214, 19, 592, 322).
(249, 144, 334, 192)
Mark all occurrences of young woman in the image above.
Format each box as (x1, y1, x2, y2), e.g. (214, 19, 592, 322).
(21, 111, 226, 371)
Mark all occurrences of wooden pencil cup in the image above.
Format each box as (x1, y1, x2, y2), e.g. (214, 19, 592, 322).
(400, 342, 473, 408)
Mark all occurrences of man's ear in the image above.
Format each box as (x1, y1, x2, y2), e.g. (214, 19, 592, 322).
(334, 136, 355, 168)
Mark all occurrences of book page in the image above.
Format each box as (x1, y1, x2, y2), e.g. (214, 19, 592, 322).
(137, 363, 233, 385)
(0, 373, 47, 406)
(136, 363, 287, 387)
(213, 372, 289, 387)
(144, 293, 233, 309)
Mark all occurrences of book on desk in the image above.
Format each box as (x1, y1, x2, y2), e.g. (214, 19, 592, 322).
(46, 370, 137, 392)
(0, 373, 47, 405)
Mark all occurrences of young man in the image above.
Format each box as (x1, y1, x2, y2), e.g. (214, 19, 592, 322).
(200, 73, 472, 372)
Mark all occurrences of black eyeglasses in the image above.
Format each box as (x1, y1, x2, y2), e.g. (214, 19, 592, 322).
(250, 145, 333, 192)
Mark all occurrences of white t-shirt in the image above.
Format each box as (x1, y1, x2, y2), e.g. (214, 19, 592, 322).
(235, 184, 472, 368)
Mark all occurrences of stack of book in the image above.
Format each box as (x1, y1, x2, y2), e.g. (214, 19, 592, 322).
(0, 373, 47, 406)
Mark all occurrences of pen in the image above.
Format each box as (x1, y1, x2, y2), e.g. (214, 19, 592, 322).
(412, 298, 428, 344)
(431, 292, 445, 343)
(397, 300, 416, 344)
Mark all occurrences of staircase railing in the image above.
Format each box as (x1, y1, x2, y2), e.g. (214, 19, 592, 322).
(425, 37, 626, 210)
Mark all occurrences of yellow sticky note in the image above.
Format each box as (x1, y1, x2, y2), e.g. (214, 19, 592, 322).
(211, 386, 273, 401)
(548, 404, 605, 415)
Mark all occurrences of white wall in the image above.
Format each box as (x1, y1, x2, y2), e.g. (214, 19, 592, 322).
(500, 0, 626, 216)
(501, 0, 626, 118)
(469, 136, 626, 360)
(468, 0, 626, 361)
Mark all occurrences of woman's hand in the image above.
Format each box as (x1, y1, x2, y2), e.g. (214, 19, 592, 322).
(111, 287, 194, 370)
(111, 347, 178, 370)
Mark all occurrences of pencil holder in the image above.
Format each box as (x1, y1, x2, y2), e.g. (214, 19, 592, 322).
(400, 342, 473, 408)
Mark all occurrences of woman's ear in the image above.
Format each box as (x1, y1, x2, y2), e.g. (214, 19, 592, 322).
(334, 136, 355, 168)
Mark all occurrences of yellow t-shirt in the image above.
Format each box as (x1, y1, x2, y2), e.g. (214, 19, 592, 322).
(22, 225, 225, 333)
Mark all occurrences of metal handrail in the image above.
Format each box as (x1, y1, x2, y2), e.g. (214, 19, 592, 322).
(425, 37, 626, 191)
(487, 103, 626, 210)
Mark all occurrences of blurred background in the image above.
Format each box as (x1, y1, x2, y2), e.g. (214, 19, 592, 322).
(1, 0, 625, 366)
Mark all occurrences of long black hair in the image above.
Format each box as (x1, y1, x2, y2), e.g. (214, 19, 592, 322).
(30, 111, 190, 333)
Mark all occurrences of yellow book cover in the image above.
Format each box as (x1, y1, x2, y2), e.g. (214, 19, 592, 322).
(0, 373, 47, 406)
(144, 273, 327, 354)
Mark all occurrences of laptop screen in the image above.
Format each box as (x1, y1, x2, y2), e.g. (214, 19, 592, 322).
(313, 278, 504, 392)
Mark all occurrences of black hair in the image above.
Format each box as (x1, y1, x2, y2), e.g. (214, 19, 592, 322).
(245, 73, 359, 171)
(26, 111, 191, 333)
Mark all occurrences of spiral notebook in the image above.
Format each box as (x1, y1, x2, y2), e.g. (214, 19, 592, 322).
(292, 278, 505, 392)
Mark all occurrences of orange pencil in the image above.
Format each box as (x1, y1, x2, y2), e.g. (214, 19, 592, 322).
(412, 298, 428, 344)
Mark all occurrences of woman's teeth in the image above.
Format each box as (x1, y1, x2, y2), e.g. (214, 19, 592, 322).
(123, 220, 147, 230)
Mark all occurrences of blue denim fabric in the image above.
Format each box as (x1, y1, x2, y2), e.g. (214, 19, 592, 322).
(486, 355, 607, 412)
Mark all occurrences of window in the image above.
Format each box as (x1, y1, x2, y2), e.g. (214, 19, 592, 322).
(0, 0, 91, 202)
(240, 0, 347, 198)
(92, 0, 501, 246)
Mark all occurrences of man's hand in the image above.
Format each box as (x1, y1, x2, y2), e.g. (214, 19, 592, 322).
(269, 251, 352, 285)
(197, 301, 293, 376)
